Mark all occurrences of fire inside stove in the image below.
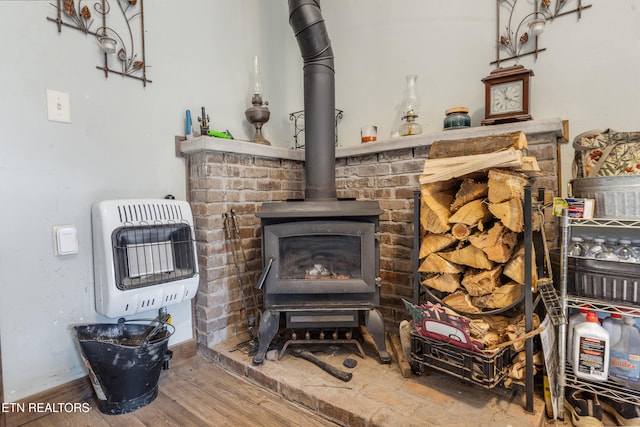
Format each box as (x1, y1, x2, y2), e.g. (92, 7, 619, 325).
(280, 234, 361, 281)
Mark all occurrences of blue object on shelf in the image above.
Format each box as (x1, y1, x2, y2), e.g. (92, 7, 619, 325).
(185, 110, 193, 137)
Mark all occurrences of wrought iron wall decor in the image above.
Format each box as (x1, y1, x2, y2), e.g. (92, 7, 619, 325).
(289, 109, 343, 150)
(492, 0, 592, 67)
(47, 0, 151, 86)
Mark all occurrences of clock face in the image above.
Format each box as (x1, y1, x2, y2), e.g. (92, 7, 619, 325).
(490, 81, 523, 115)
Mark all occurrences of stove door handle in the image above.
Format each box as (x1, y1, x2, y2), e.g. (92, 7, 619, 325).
(255, 256, 275, 290)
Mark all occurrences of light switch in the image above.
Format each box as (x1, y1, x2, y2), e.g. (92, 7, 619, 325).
(46, 89, 71, 123)
(53, 225, 78, 256)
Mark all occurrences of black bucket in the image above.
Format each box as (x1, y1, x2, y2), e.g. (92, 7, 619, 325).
(74, 319, 174, 415)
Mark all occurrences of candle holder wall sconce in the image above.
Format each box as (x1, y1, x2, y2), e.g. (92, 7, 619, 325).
(289, 109, 343, 150)
(47, 0, 151, 86)
(492, 0, 591, 67)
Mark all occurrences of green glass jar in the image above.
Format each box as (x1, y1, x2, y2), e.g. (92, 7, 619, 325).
(443, 107, 471, 130)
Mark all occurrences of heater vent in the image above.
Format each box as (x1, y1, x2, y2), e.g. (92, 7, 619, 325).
(164, 292, 180, 304)
(139, 297, 158, 311)
(116, 202, 185, 224)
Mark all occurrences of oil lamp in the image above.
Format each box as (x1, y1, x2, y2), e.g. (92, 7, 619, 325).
(398, 75, 423, 136)
(244, 56, 270, 145)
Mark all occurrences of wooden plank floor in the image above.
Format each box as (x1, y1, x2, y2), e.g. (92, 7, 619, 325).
(20, 356, 337, 427)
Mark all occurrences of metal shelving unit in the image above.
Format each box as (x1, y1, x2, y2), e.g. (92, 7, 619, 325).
(557, 214, 640, 419)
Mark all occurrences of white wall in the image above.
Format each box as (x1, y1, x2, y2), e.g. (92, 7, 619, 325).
(1, 0, 639, 401)
(0, 0, 265, 401)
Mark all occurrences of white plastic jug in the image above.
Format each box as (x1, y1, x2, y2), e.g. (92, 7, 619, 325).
(609, 316, 640, 387)
(602, 313, 623, 347)
(572, 311, 610, 382)
(567, 306, 590, 366)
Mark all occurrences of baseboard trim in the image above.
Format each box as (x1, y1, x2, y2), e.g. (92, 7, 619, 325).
(4, 338, 197, 426)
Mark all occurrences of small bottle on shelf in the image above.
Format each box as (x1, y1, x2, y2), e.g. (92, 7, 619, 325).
(631, 239, 640, 259)
(616, 239, 637, 263)
(594, 237, 619, 261)
(585, 237, 605, 258)
(568, 236, 586, 257)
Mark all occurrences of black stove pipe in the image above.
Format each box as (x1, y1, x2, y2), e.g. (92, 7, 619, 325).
(289, 0, 337, 200)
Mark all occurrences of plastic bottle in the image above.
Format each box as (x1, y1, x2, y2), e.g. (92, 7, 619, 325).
(568, 236, 586, 257)
(567, 306, 590, 366)
(616, 239, 637, 263)
(602, 313, 623, 347)
(631, 239, 640, 260)
(584, 237, 605, 258)
(572, 311, 610, 382)
(596, 237, 619, 261)
(609, 316, 640, 388)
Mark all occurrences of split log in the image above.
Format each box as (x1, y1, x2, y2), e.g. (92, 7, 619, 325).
(519, 156, 541, 171)
(487, 168, 529, 204)
(472, 282, 522, 309)
(467, 317, 504, 348)
(468, 318, 491, 338)
(460, 265, 502, 296)
(507, 350, 543, 380)
(450, 179, 488, 212)
(418, 253, 463, 274)
(420, 183, 456, 234)
(506, 313, 541, 353)
(441, 292, 480, 314)
(468, 221, 518, 263)
(428, 131, 528, 159)
(451, 223, 472, 241)
(503, 242, 538, 288)
(439, 245, 494, 270)
(483, 315, 512, 333)
(419, 234, 457, 259)
(421, 273, 461, 293)
(489, 197, 524, 233)
(421, 201, 452, 234)
(448, 199, 493, 227)
(420, 149, 523, 184)
(476, 331, 503, 348)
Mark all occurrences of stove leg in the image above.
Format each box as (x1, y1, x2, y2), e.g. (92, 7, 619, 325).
(252, 310, 280, 365)
(365, 309, 391, 364)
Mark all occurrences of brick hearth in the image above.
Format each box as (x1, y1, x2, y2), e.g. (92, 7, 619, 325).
(180, 118, 565, 349)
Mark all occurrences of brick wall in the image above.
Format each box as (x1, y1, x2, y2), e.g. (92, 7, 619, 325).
(182, 119, 564, 348)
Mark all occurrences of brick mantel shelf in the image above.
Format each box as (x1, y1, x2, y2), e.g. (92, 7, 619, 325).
(179, 118, 565, 349)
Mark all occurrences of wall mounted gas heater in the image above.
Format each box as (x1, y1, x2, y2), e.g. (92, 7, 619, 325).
(92, 199, 199, 318)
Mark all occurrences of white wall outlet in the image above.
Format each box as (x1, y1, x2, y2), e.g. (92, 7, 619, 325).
(53, 225, 78, 256)
(46, 89, 71, 123)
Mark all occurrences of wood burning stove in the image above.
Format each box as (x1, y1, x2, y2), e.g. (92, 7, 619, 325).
(252, 200, 390, 364)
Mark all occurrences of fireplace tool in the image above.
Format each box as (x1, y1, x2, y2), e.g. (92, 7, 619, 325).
(223, 211, 260, 349)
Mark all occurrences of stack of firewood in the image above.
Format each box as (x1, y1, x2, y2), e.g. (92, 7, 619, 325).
(417, 131, 546, 372)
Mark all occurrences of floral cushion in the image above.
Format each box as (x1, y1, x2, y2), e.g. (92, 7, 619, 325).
(573, 129, 640, 178)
